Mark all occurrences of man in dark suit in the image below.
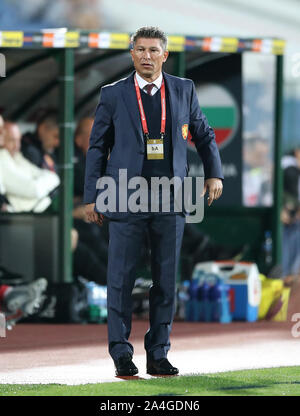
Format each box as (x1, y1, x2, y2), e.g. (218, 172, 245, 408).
(22, 110, 59, 172)
(84, 27, 223, 376)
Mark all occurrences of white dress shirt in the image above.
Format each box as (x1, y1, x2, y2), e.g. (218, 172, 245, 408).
(135, 71, 163, 96)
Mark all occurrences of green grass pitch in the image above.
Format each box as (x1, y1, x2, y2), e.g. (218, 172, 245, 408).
(0, 366, 299, 396)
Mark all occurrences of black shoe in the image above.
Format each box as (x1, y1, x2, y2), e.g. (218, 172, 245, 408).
(114, 353, 138, 376)
(147, 357, 179, 375)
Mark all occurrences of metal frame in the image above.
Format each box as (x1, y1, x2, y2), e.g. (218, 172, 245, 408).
(272, 54, 284, 265)
(58, 49, 74, 283)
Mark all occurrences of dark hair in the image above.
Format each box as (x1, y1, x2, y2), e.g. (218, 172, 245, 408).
(287, 147, 300, 156)
(131, 26, 167, 50)
(36, 109, 58, 128)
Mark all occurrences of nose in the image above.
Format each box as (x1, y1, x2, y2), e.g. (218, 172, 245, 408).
(142, 49, 151, 59)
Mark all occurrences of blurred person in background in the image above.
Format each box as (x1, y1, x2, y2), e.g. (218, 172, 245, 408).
(180, 223, 246, 280)
(0, 115, 4, 148)
(243, 136, 272, 207)
(281, 147, 300, 279)
(0, 121, 60, 212)
(72, 202, 109, 284)
(0, 118, 48, 325)
(71, 227, 107, 286)
(22, 109, 59, 172)
(71, 117, 109, 284)
(0, 114, 10, 212)
(67, 0, 102, 29)
(73, 117, 94, 201)
(0, 0, 102, 31)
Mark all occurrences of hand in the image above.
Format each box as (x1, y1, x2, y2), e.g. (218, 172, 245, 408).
(72, 205, 88, 221)
(201, 178, 223, 206)
(85, 203, 105, 226)
(71, 228, 79, 252)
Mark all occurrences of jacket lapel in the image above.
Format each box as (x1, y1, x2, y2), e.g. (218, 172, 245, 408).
(163, 72, 179, 150)
(121, 72, 144, 145)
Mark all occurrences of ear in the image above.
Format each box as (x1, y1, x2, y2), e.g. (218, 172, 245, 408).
(37, 123, 44, 137)
(130, 49, 134, 62)
(74, 135, 80, 147)
(163, 50, 169, 63)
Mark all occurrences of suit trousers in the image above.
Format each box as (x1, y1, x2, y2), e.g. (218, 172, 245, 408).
(107, 212, 185, 361)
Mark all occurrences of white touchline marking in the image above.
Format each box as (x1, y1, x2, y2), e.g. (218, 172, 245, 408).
(0, 340, 300, 385)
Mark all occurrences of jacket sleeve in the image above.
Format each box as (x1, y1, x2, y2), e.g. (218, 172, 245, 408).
(83, 87, 114, 204)
(1, 151, 60, 199)
(189, 81, 224, 180)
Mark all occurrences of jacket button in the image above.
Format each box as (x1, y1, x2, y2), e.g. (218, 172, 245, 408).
(138, 150, 145, 154)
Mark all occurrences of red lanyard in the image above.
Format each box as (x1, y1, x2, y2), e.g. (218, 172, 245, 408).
(134, 74, 166, 139)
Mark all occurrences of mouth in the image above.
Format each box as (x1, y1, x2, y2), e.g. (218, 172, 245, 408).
(141, 63, 153, 69)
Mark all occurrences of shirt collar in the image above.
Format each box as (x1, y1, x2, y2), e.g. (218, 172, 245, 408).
(135, 71, 163, 91)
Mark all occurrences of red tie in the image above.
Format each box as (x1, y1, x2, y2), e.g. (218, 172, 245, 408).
(145, 83, 155, 95)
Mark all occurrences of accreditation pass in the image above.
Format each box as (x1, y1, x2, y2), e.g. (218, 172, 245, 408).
(146, 139, 164, 160)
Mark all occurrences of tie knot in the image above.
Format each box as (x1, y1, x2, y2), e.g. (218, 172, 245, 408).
(145, 83, 155, 95)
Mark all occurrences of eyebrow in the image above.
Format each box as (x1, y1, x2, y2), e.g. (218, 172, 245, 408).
(136, 46, 160, 50)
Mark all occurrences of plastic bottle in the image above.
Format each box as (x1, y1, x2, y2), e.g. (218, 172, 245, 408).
(197, 275, 210, 322)
(208, 275, 222, 322)
(86, 282, 107, 323)
(220, 283, 232, 323)
(177, 280, 190, 320)
(263, 230, 273, 267)
(186, 278, 199, 321)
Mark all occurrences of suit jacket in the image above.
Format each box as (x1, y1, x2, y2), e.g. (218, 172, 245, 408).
(84, 71, 223, 216)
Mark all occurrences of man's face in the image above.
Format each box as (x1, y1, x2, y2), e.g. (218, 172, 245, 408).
(244, 140, 269, 168)
(0, 116, 4, 148)
(75, 118, 93, 155)
(130, 37, 169, 81)
(4, 124, 21, 157)
(38, 123, 60, 153)
(253, 142, 269, 167)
